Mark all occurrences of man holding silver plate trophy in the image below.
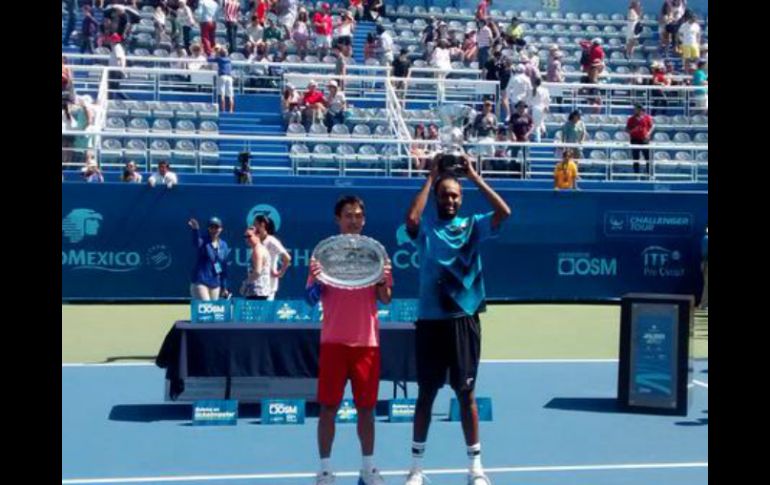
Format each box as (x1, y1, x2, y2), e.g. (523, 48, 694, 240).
(306, 195, 393, 485)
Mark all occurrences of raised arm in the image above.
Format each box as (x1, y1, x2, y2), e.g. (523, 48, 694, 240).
(463, 154, 512, 229)
(405, 159, 439, 237)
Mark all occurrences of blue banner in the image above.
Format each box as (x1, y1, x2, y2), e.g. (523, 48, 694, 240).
(192, 400, 238, 426)
(261, 399, 306, 425)
(62, 184, 707, 301)
(389, 399, 417, 423)
(190, 300, 232, 322)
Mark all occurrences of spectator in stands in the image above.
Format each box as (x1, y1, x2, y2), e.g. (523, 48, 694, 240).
(97, 16, 113, 48)
(497, 56, 513, 118)
(365, 0, 385, 22)
(282, 83, 302, 125)
(349, 0, 364, 20)
(579, 38, 605, 73)
(62, 57, 76, 125)
(475, 0, 491, 26)
(484, 49, 501, 82)
(678, 12, 701, 73)
(526, 78, 550, 143)
(477, 20, 493, 73)
(246, 14, 265, 45)
(148, 160, 179, 188)
(560, 110, 587, 160)
(313, 3, 334, 59)
(234, 152, 253, 184)
(471, 100, 498, 140)
(254, 0, 269, 26)
(377, 24, 395, 65)
(334, 11, 356, 58)
(520, 49, 541, 84)
(579, 59, 603, 114)
(80, 5, 99, 54)
(174, 1, 196, 51)
(410, 124, 429, 171)
(70, 95, 95, 163)
(302, 80, 326, 129)
(364, 32, 378, 62)
(699, 225, 708, 311)
(547, 45, 565, 110)
(275, 0, 300, 33)
(427, 124, 439, 142)
(553, 149, 578, 190)
(691, 60, 708, 114)
(81, 156, 104, 183)
(292, 9, 311, 59)
(506, 64, 533, 113)
(650, 60, 671, 114)
(107, 34, 128, 100)
(188, 216, 230, 301)
(506, 17, 526, 51)
(65, 0, 76, 45)
(208, 46, 235, 113)
(110, 5, 132, 45)
(462, 28, 478, 67)
(121, 161, 143, 183)
(333, 43, 350, 90)
(625, 1, 642, 59)
(508, 100, 533, 164)
(431, 40, 455, 102)
(625, 103, 655, 176)
(421, 17, 439, 59)
(187, 43, 207, 70)
(195, 0, 219, 56)
(263, 17, 288, 57)
(222, 0, 241, 55)
(485, 126, 512, 175)
(393, 48, 412, 83)
(324, 80, 347, 131)
(153, 2, 168, 45)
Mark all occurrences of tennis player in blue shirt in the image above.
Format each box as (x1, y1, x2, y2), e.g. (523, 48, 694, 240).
(188, 216, 230, 300)
(403, 154, 511, 485)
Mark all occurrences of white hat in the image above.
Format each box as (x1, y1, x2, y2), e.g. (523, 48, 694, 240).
(591, 37, 602, 44)
(285, 82, 295, 90)
(328, 80, 338, 88)
(308, 79, 317, 87)
(514, 64, 525, 73)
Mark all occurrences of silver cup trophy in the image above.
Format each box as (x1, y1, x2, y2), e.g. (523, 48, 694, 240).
(435, 104, 477, 176)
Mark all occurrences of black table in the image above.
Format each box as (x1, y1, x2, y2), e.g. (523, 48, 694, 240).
(156, 321, 417, 401)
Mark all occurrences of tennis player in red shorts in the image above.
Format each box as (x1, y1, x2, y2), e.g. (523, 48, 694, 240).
(306, 195, 393, 485)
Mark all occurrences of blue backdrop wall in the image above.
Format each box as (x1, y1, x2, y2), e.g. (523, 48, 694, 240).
(62, 183, 707, 301)
(393, 0, 708, 17)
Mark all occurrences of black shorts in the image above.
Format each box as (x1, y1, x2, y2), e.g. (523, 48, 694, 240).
(415, 314, 481, 392)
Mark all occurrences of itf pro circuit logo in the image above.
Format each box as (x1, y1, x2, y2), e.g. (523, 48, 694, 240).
(642, 246, 685, 278)
(246, 204, 281, 231)
(62, 209, 103, 243)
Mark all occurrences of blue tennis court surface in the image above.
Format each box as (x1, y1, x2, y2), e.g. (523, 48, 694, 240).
(62, 360, 708, 484)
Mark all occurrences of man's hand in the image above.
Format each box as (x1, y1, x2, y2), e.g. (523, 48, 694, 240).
(378, 260, 392, 286)
(463, 153, 481, 183)
(309, 257, 324, 285)
(188, 218, 200, 230)
(221, 289, 230, 299)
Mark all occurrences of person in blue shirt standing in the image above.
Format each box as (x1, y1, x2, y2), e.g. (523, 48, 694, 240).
(208, 46, 235, 113)
(699, 225, 708, 311)
(188, 216, 231, 301)
(403, 154, 511, 485)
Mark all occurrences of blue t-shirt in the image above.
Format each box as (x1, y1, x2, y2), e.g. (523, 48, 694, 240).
(411, 211, 500, 320)
(208, 56, 233, 76)
(190, 229, 230, 289)
(693, 69, 707, 96)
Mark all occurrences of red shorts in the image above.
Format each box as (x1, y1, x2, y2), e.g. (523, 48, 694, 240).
(317, 343, 380, 409)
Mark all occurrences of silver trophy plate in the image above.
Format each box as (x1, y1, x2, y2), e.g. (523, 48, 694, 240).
(312, 235, 388, 289)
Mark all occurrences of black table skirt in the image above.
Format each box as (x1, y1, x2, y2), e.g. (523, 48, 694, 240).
(156, 322, 417, 400)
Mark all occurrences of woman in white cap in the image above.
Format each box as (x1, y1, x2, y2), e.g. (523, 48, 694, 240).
(324, 80, 347, 131)
(281, 83, 302, 126)
(188, 216, 231, 301)
(547, 45, 565, 109)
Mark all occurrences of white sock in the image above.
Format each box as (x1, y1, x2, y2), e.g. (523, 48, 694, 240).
(467, 443, 482, 473)
(320, 457, 332, 474)
(411, 441, 426, 471)
(362, 455, 375, 473)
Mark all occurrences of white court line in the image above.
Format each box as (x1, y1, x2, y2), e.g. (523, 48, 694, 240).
(61, 462, 708, 484)
(63, 358, 710, 367)
(693, 379, 709, 389)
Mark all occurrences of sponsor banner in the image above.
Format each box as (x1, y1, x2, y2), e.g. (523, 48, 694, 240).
(388, 399, 417, 423)
(191, 300, 232, 323)
(261, 399, 306, 425)
(193, 400, 238, 426)
(335, 399, 358, 423)
(63, 184, 707, 300)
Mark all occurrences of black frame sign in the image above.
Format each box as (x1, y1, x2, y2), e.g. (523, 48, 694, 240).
(618, 293, 694, 415)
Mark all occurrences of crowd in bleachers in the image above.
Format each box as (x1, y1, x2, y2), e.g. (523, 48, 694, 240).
(63, 0, 708, 184)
